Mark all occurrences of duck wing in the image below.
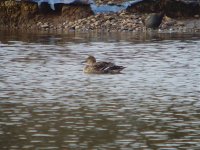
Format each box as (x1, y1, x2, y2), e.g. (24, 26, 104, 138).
(94, 62, 125, 73)
(94, 62, 114, 71)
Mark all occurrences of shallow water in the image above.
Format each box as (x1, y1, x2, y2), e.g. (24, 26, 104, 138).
(0, 30, 200, 149)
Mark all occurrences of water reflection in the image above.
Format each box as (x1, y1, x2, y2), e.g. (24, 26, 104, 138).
(0, 31, 200, 149)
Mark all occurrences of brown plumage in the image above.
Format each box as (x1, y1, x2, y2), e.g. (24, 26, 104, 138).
(83, 55, 125, 74)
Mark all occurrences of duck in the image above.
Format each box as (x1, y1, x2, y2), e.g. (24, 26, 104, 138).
(143, 12, 165, 29)
(83, 55, 125, 74)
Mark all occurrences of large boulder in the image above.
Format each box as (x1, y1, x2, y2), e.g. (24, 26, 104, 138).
(127, 0, 200, 18)
(0, 0, 94, 29)
(62, 4, 94, 21)
(0, 0, 38, 28)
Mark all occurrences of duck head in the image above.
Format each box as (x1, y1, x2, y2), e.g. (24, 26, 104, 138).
(85, 55, 96, 65)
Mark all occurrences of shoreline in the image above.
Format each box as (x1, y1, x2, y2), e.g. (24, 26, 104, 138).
(0, 0, 200, 33)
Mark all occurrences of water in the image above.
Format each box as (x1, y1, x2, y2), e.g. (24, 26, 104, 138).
(0, 30, 200, 149)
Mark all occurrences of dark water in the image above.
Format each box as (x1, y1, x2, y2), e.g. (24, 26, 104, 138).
(0, 30, 200, 149)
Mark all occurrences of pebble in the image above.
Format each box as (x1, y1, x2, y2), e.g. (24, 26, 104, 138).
(64, 11, 144, 31)
(34, 10, 200, 32)
(41, 23, 49, 28)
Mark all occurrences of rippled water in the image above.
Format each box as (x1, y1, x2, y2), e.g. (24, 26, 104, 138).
(0, 30, 200, 149)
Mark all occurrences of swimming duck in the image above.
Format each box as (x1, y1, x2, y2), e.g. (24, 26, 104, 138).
(83, 55, 125, 74)
(143, 12, 165, 29)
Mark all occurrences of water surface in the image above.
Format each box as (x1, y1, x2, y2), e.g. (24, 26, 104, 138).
(0, 31, 200, 149)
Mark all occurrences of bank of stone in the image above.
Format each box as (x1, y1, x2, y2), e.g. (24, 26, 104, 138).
(0, 0, 200, 32)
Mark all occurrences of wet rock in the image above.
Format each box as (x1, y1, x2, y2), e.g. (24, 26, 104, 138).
(143, 12, 165, 29)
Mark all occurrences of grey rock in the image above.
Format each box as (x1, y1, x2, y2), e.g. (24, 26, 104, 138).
(144, 12, 165, 29)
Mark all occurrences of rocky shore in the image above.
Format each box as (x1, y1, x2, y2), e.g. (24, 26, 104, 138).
(0, 0, 200, 32)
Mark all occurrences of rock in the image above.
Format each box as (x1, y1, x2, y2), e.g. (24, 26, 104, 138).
(105, 20, 110, 25)
(1, 0, 200, 32)
(176, 21, 185, 26)
(75, 25, 80, 30)
(37, 22, 42, 26)
(94, 20, 100, 26)
(143, 12, 165, 29)
(41, 23, 49, 28)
